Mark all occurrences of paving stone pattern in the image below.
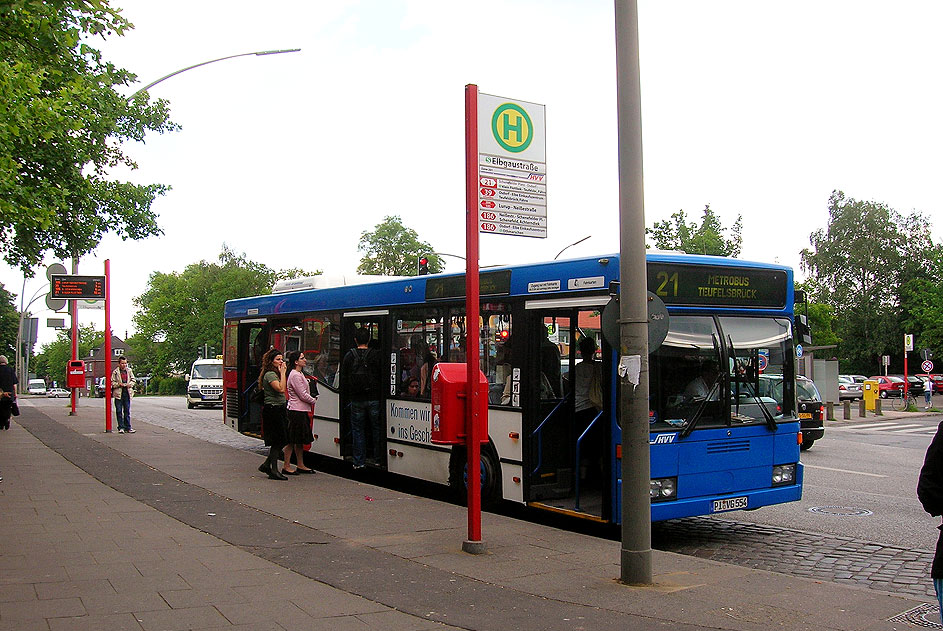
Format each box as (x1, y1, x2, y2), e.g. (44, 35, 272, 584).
(131, 399, 941, 602)
(652, 517, 935, 599)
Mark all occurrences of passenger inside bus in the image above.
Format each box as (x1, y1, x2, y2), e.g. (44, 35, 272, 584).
(540, 327, 563, 399)
(684, 360, 721, 401)
(401, 377, 420, 398)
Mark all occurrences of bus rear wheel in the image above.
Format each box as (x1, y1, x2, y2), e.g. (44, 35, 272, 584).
(449, 444, 501, 509)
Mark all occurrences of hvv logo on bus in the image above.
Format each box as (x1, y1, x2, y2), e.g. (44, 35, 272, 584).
(650, 433, 677, 445)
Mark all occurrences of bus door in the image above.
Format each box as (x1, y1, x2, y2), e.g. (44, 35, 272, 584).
(339, 313, 389, 468)
(524, 302, 612, 519)
(233, 320, 269, 435)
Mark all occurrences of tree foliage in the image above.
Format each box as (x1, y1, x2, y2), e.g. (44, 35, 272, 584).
(357, 215, 444, 276)
(800, 190, 936, 373)
(647, 204, 742, 257)
(133, 246, 316, 375)
(0, 0, 178, 272)
(0, 282, 17, 358)
(33, 324, 103, 385)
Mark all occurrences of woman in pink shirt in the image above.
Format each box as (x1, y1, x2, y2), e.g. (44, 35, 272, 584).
(283, 350, 317, 475)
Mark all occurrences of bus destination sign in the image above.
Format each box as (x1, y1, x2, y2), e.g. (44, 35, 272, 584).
(647, 263, 787, 308)
(50, 275, 105, 301)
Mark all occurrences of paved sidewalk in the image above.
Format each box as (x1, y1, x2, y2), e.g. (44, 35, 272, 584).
(0, 399, 933, 631)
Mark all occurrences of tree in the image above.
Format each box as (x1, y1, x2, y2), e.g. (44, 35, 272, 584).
(0, 282, 17, 358)
(33, 324, 103, 386)
(800, 190, 934, 373)
(647, 204, 742, 257)
(0, 0, 178, 272)
(357, 215, 444, 276)
(133, 246, 316, 375)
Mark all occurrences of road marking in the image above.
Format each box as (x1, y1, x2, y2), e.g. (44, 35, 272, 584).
(804, 464, 887, 478)
(890, 426, 938, 434)
(842, 421, 899, 430)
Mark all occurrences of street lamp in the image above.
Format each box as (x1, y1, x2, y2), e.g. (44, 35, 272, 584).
(130, 48, 301, 98)
(554, 235, 591, 260)
(15, 284, 48, 391)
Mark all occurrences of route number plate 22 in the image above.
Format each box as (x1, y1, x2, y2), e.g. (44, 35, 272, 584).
(712, 496, 748, 512)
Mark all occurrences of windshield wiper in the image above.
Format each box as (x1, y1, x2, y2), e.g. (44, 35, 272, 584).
(679, 378, 721, 439)
(680, 334, 722, 439)
(728, 336, 777, 431)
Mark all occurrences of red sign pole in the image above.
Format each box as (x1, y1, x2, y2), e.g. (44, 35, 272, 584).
(104, 260, 113, 432)
(69, 259, 78, 416)
(463, 83, 484, 552)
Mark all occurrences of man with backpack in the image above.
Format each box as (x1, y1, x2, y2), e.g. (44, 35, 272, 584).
(341, 327, 382, 469)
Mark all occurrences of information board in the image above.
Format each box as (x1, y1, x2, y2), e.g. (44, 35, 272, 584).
(50, 275, 105, 300)
(646, 263, 787, 308)
(477, 93, 547, 238)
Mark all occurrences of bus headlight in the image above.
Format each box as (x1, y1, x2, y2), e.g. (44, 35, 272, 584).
(650, 477, 677, 502)
(772, 464, 796, 486)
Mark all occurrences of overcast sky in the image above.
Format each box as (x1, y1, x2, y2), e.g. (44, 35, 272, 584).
(5, 0, 943, 350)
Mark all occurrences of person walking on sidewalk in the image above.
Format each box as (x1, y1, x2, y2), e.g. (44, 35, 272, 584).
(283, 350, 317, 475)
(111, 356, 136, 433)
(926, 377, 934, 411)
(257, 348, 289, 480)
(0, 355, 16, 430)
(917, 420, 943, 622)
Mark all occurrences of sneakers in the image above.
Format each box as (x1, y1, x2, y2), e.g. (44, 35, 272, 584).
(117, 428, 125, 434)
(127, 428, 136, 433)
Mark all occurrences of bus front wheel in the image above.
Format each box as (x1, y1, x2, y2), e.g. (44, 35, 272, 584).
(449, 444, 502, 509)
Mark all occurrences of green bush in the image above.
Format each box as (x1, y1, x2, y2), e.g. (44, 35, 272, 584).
(157, 377, 187, 395)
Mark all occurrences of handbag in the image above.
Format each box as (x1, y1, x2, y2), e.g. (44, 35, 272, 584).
(11, 399, 19, 416)
(307, 376, 319, 398)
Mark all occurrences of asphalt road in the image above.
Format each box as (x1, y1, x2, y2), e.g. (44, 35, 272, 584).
(711, 414, 941, 551)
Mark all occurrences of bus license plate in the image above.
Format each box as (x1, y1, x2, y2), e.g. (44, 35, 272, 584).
(798, 412, 812, 419)
(712, 496, 748, 512)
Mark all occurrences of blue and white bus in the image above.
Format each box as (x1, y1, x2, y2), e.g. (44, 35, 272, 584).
(222, 252, 803, 523)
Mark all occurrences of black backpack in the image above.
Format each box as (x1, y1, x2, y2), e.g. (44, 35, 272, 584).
(348, 349, 375, 395)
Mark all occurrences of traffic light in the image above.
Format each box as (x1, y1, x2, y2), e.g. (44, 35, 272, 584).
(418, 256, 429, 275)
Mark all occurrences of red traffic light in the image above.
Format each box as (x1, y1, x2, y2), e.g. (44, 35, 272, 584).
(418, 256, 429, 275)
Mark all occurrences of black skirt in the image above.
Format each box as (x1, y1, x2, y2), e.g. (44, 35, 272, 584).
(262, 404, 288, 449)
(286, 409, 314, 445)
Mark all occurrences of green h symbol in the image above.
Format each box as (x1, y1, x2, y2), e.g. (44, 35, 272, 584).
(502, 112, 523, 142)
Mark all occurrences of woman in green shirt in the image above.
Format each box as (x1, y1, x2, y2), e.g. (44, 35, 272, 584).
(257, 348, 289, 480)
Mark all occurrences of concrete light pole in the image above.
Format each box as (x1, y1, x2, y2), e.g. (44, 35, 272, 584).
(614, 0, 653, 585)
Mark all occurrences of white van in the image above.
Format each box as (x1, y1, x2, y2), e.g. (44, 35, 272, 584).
(27, 378, 47, 395)
(186, 358, 223, 409)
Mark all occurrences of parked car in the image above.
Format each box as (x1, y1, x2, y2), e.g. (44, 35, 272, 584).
(868, 375, 905, 398)
(795, 376, 825, 451)
(46, 388, 69, 398)
(838, 375, 863, 400)
(848, 374, 868, 383)
(914, 374, 943, 389)
(892, 375, 925, 396)
(756, 374, 823, 450)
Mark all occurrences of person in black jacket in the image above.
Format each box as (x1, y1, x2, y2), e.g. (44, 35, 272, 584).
(917, 421, 943, 621)
(341, 327, 381, 469)
(0, 355, 17, 430)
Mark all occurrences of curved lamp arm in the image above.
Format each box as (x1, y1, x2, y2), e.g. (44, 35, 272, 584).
(130, 48, 301, 98)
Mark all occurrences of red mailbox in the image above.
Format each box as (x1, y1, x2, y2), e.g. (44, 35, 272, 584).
(66, 360, 85, 389)
(431, 363, 489, 445)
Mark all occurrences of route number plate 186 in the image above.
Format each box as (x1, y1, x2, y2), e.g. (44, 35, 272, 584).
(712, 496, 748, 512)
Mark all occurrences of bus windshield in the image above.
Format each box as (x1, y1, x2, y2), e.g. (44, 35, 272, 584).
(649, 315, 794, 431)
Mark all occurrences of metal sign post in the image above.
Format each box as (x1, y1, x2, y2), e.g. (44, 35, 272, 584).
(104, 260, 113, 432)
(463, 83, 484, 554)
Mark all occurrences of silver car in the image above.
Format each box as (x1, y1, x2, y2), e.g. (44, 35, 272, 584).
(838, 375, 863, 400)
